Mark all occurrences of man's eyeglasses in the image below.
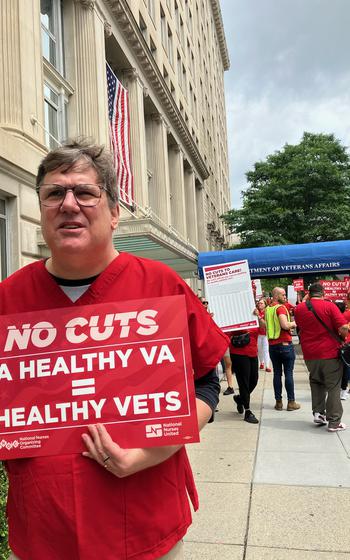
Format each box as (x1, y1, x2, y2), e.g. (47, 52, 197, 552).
(38, 184, 107, 207)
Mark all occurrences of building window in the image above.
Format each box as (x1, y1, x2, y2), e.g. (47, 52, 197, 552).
(168, 26, 174, 67)
(150, 36, 157, 57)
(177, 51, 182, 89)
(0, 198, 8, 280)
(180, 16, 185, 48)
(160, 5, 167, 49)
(148, 0, 155, 22)
(175, 1, 180, 35)
(40, 0, 64, 75)
(139, 12, 147, 40)
(44, 82, 67, 149)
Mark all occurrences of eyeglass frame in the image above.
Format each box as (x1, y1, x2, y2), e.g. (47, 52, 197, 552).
(36, 183, 108, 208)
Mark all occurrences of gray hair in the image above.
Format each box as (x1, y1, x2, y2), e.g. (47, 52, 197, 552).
(36, 138, 118, 207)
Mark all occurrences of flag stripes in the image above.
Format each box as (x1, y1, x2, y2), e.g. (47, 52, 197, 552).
(106, 62, 134, 207)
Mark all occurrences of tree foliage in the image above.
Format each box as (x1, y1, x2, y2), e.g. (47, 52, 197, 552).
(0, 464, 9, 560)
(222, 132, 350, 248)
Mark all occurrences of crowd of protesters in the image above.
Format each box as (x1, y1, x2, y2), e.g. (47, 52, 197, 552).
(200, 281, 350, 433)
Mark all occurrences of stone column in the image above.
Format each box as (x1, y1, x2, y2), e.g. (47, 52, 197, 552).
(122, 69, 149, 211)
(0, 0, 42, 141)
(184, 167, 198, 246)
(74, 0, 102, 139)
(168, 145, 187, 237)
(145, 114, 171, 224)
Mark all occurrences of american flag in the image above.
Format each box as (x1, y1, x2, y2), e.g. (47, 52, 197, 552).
(106, 62, 134, 207)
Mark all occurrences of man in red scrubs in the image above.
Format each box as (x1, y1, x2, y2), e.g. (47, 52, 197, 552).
(1, 139, 229, 560)
(294, 283, 348, 431)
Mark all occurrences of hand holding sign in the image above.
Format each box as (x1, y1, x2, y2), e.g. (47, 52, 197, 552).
(82, 423, 181, 477)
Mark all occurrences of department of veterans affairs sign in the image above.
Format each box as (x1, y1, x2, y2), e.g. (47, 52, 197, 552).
(0, 296, 199, 459)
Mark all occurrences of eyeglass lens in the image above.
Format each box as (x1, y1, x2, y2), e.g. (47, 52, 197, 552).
(39, 184, 103, 207)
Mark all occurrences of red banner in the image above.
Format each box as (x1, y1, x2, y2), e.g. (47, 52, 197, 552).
(0, 296, 199, 459)
(319, 280, 348, 300)
(293, 278, 304, 291)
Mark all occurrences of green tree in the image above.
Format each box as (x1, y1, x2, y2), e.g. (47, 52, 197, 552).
(222, 132, 350, 248)
(0, 464, 9, 560)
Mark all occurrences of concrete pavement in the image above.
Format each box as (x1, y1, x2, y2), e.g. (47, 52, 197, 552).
(184, 344, 350, 559)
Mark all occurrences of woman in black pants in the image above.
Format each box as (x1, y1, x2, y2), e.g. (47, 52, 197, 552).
(230, 328, 259, 424)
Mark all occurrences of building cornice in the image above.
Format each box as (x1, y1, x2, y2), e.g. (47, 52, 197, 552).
(104, 0, 210, 181)
(210, 0, 230, 71)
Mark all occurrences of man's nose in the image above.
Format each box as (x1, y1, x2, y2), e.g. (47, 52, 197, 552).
(59, 189, 80, 212)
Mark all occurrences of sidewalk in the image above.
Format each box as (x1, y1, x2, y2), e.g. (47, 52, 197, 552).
(184, 344, 350, 559)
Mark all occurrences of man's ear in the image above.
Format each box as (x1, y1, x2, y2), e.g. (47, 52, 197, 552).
(111, 203, 120, 231)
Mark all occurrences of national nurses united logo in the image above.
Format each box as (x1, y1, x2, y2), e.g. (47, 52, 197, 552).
(0, 439, 19, 451)
(145, 424, 163, 438)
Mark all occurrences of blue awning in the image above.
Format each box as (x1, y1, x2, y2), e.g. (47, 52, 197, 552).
(198, 240, 350, 279)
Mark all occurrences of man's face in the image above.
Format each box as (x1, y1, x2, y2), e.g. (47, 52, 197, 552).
(276, 289, 287, 304)
(39, 161, 119, 260)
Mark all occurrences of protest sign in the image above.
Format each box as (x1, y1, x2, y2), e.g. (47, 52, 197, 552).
(287, 285, 297, 305)
(203, 260, 258, 332)
(0, 296, 198, 459)
(254, 279, 263, 299)
(319, 280, 348, 300)
(293, 278, 304, 292)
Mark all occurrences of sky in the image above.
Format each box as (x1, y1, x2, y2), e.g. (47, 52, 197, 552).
(220, 0, 350, 208)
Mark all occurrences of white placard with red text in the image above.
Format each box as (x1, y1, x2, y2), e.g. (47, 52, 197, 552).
(203, 260, 258, 332)
(0, 296, 199, 459)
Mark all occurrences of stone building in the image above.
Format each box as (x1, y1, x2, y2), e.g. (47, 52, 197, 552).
(0, 0, 231, 285)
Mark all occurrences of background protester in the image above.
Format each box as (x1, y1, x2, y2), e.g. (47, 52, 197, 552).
(230, 328, 259, 424)
(265, 287, 300, 411)
(294, 283, 348, 432)
(256, 298, 271, 372)
(0, 139, 229, 560)
(229, 310, 264, 424)
(335, 300, 350, 400)
(222, 348, 235, 395)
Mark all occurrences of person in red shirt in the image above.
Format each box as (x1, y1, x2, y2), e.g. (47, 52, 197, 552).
(1, 139, 229, 560)
(229, 311, 265, 424)
(265, 287, 300, 411)
(333, 300, 350, 400)
(256, 298, 271, 372)
(284, 300, 295, 317)
(294, 283, 348, 431)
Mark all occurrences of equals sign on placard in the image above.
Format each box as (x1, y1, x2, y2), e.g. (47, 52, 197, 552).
(72, 378, 96, 396)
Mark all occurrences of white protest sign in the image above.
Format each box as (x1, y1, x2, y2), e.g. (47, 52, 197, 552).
(203, 260, 259, 332)
(287, 285, 297, 305)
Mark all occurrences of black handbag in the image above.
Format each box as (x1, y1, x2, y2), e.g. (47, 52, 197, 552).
(305, 300, 350, 366)
(231, 332, 250, 348)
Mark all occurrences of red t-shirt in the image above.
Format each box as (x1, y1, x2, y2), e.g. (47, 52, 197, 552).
(343, 310, 350, 342)
(294, 298, 347, 360)
(229, 328, 259, 357)
(268, 303, 293, 345)
(258, 310, 266, 335)
(284, 301, 295, 316)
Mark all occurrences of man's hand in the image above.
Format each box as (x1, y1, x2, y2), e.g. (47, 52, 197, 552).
(278, 313, 296, 331)
(82, 423, 181, 478)
(82, 399, 213, 477)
